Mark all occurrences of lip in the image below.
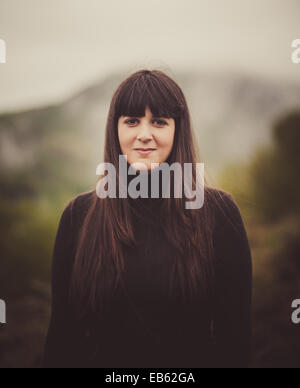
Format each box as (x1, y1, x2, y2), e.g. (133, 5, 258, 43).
(135, 148, 156, 156)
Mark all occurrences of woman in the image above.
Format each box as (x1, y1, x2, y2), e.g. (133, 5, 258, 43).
(43, 69, 253, 368)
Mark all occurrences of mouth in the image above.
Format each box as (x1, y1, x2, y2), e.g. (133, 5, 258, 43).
(134, 148, 157, 156)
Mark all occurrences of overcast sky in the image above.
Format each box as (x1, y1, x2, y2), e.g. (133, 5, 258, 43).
(0, 0, 299, 113)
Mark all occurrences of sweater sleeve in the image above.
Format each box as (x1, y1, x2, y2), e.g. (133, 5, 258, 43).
(43, 202, 81, 368)
(211, 191, 253, 368)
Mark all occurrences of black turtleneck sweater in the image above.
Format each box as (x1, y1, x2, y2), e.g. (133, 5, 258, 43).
(43, 170, 253, 369)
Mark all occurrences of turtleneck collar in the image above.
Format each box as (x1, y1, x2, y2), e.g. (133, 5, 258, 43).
(122, 160, 169, 222)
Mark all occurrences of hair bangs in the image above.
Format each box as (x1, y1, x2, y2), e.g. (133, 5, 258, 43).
(115, 71, 181, 121)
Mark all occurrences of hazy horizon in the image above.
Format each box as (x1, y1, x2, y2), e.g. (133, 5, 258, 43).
(0, 0, 300, 114)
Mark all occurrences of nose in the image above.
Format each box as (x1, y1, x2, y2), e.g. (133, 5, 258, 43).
(137, 122, 153, 142)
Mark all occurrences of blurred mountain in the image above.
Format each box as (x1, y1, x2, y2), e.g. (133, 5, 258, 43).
(177, 71, 300, 171)
(1, 69, 300, 198)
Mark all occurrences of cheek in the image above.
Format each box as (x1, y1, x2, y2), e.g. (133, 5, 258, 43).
(118, 128, 132, 150)
(158, 129, 175, 150)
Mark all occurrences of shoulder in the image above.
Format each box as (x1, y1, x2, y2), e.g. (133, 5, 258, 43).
(60, 190, 96, 229)
(53, 191, 96, 263)
(207, 188, 252, 278)
(205, 187, 245, 236)
(205, 187, 240, 215)
(68, 190, 95, 213)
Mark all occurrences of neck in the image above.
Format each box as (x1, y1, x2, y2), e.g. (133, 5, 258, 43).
(121, 162, 169, 222)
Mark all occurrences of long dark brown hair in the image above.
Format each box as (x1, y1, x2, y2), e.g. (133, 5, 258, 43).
(69, 69, 224, 320)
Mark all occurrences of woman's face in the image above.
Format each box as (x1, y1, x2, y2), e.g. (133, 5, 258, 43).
(118, 106, 175, 171)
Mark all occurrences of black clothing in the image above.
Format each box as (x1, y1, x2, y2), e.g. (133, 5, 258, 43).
(43, 178, 253, 368)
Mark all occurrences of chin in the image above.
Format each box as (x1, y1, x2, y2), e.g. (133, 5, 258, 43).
(130, 161, 150, 172)
(129, 158, 161, 172)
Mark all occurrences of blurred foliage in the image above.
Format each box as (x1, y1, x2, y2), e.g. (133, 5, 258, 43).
(250, 111, 300, 222)
(219, 110, 300, 368)
(220, 110, 300, 223)
(0, 197, 61, 297)
(0, 106, 95, 366)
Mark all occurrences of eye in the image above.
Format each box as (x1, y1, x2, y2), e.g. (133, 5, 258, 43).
(124, 118, 138, 126)
(124, 118, 168, 127)
(152, 119, 168, 126)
